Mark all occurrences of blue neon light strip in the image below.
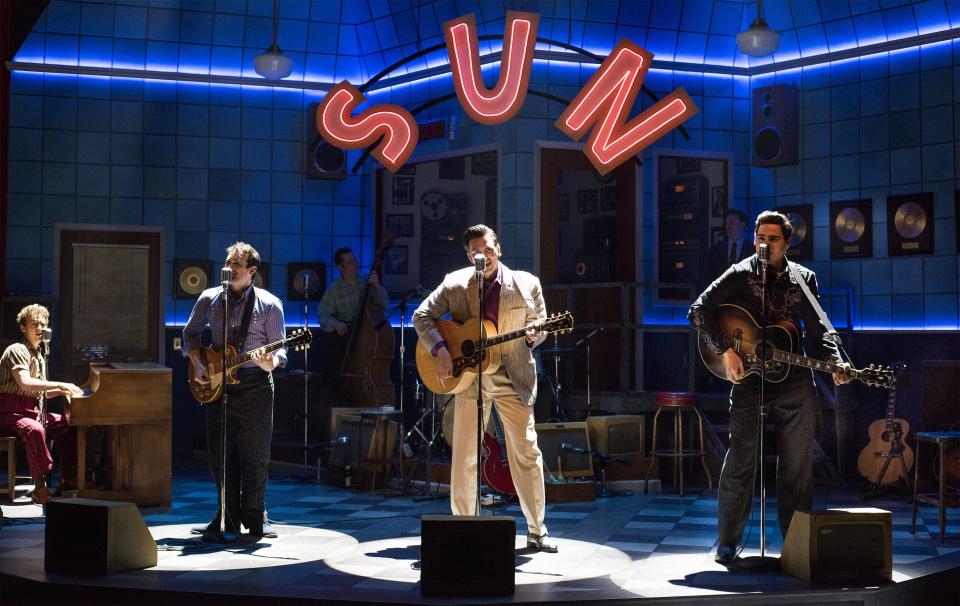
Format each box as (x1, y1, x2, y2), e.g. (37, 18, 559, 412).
(7, 27, 959, 93)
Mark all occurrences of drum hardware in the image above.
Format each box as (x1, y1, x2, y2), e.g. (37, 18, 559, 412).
(539, 334, 571, 422)
(397, 379, 447, 501)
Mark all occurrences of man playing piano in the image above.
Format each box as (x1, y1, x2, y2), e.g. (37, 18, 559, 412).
(183, 242, 286, 540)
(0, 304, 84, 504)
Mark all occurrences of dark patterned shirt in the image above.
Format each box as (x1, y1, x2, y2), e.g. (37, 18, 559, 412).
(688, 255, 841, 384)
(0, 342, 42, 397)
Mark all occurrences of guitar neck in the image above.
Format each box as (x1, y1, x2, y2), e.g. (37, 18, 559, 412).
(481, 321, 552, 349)
(770, 349, 851, 379)
(224, 338, 288, 370)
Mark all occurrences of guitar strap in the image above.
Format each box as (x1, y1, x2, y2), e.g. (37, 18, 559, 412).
(786, 261, 845, 354)
(234, 286, 257, 353)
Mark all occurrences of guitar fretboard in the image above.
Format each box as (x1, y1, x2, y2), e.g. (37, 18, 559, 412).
(224, 337, 295, 369)
(480, 316, 569, 349)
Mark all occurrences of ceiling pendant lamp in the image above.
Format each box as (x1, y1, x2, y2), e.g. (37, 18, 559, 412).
(736, 0, 781, 57)
(254, 0, 293, 80)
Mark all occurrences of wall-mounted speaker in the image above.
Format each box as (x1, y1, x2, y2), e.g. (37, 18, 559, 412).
(45, 498, 157, 575)
(173, 259, 213, 299)
(287, 262, 327, 301)
(887, 193, 934, 256)
(306, 102, 346, 180)
(779, 204, 814, 261)
(830, 199, 873, 259)
(420, 515, 515, 596)
(752, 84, 799, 167)
(781, 508, 892, 584)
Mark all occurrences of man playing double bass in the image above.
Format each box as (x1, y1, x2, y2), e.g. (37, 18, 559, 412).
(413, 224, 557, 553)
(316, 247, 390, 405)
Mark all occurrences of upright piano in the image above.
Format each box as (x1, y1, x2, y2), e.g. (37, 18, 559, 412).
(73, 362, 172, 506)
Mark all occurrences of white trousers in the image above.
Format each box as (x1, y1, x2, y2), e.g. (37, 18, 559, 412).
(450, 367, 548, 536)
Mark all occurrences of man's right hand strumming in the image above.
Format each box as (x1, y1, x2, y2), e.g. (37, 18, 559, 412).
(722, 349, 745, 384)
(191, 358, 210, 385)
(435, 346, 453, 388)
(334, 321, 349, 336)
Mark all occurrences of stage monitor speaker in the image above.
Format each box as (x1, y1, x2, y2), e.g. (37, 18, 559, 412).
(778, 204, 813, 261)
(752, 84, 799, 167)
(830, 199, 873, 259)
(173, 259, 213, 299)
(420, 515, 515, 596)
(587, 415, 645, 457)
(45, 498, 157, 575)
(287, 262, 326, 301)
(781, 508, 892, 584)
(887, 192, 934, 256)
(535, 421, 593, 478)
(251, 260, 269, 290)
(306, 103, 346, 180)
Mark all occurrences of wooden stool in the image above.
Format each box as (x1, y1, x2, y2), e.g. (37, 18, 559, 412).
(0, 436, 33, 502)
(911, 431, 960, 542)
(644, 392, 713, 496)
(357, 409, 403, 492)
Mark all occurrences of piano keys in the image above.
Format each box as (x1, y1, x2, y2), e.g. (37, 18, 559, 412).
(73, 362, 172, 506)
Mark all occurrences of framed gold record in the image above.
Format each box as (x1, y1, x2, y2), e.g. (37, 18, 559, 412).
(778, 204, 813, 260)
(173, 259, 213, 299)
(887, 193, 933, 256)
(830, 200, 872, 259)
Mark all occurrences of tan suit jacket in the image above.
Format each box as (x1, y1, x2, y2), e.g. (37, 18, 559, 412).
(413, 264, 547, 405)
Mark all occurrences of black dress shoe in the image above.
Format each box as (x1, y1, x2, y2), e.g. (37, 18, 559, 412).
(191, 518, 238, 536)
(527, 532, 558, 553)
(714, 544, 737, 565)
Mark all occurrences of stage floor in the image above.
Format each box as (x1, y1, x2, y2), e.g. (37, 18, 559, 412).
(0, 463, 958, 605)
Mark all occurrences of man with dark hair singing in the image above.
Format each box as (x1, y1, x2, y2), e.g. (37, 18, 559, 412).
(183, 242, 286, 540)
(689, 210, 852, 565)
(413, 224, 557, 553)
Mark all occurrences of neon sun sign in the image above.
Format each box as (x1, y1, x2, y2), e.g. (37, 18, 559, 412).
(316, 11, 698, 176)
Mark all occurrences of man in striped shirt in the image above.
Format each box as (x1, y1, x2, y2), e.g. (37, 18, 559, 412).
(0, 304, 84, 504)
(183, 242, 286, 540)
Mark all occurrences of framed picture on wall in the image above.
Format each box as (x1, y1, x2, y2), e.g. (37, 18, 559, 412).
(577, 189, 598, 214)
(384, 245, 409, 275)
(711, 186, 727, 217)
(385, 213, 414, 238)
(392, 176, 415, 205)
(711, 227, 725, 246)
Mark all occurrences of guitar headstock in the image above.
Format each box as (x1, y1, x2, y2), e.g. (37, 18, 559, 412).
(543, 311, 574, 335)
(858, 363, 894, 389)
(287, 328, 313, 351)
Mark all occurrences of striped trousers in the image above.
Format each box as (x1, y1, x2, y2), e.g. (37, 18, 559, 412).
(717, 376, 816, 547)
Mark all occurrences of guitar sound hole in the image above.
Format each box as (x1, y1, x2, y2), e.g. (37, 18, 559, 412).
(461, 341, 476, 357)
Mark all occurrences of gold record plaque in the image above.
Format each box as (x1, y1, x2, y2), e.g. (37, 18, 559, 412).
(778, 204, 813, 260)
(830, 200, 872, 258)
(173, 259, 213, 299)
(887, 193, 933, 256)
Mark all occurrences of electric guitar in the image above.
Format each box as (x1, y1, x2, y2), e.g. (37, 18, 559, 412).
(858, 363, 914, 485)
(188, 329, 312, 403)
(482, 407, 516, 495)
(697, 304, 892, 388)
(415, 311, 574, 395)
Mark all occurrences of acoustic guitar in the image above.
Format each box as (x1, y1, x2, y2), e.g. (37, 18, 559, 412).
(482, 407, 516, 495)
(188, 329, 312, 403)
(857, 363, 914, 485)
(696, 304, 893, 389)
(416, 311, 574, 395)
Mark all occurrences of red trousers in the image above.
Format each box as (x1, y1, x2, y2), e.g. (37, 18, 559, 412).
(0, 394, 76, 482)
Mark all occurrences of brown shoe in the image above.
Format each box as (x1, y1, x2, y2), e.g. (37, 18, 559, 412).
(32, 486, 53, 504)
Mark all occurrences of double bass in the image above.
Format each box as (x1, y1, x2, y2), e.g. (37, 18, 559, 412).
(339, 235, 396, 407)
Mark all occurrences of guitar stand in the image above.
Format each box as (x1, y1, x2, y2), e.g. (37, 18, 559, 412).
(863, 441, 913, 500)
(592, 451, 630, 498)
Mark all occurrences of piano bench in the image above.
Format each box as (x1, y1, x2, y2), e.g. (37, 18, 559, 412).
(0, 436, 33, 502)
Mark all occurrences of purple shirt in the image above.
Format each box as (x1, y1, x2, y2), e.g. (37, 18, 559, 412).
(481, 263, 503, 326)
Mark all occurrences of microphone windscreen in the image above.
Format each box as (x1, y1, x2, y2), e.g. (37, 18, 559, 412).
(221, 267, 233, 282)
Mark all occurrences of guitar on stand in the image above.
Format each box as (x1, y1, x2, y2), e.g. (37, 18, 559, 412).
(858, 362, 914, 497)
(481, 407, 516, 496)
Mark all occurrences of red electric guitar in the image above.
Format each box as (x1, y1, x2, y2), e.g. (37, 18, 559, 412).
(481, 408, 516, 495)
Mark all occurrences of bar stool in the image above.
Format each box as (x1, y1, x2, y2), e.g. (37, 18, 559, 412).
(911, 431, 960, 542)
(357, 409, 404, 493)
(0, 436, 32, 502)
(644, 392, 713, 496)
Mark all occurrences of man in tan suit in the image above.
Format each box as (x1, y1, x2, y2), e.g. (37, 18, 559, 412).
(413, 224, 557, 552)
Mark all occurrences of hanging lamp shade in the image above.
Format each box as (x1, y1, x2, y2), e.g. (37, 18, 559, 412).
(736, 1, 781, 57)
(254, 0, 293, 80)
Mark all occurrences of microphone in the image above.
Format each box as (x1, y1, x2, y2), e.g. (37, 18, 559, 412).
(560, 442, 591, 455)
(757, 243, 769, 276)
(221, 267, 232, 285)
(329, 435, 350, 445)
(575, 327, 604, 348)
(473, 253, 486, 272)
(40, 327, 52, 355)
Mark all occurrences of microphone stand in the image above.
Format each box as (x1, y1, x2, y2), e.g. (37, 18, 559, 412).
(474, 257, 485, 516)
(293, 274, 316, 482)
(38, 335, 50, 429)
(575, 328, 603, 418)
(211, 268, 235, 542)
(738, 250, 778, 571)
